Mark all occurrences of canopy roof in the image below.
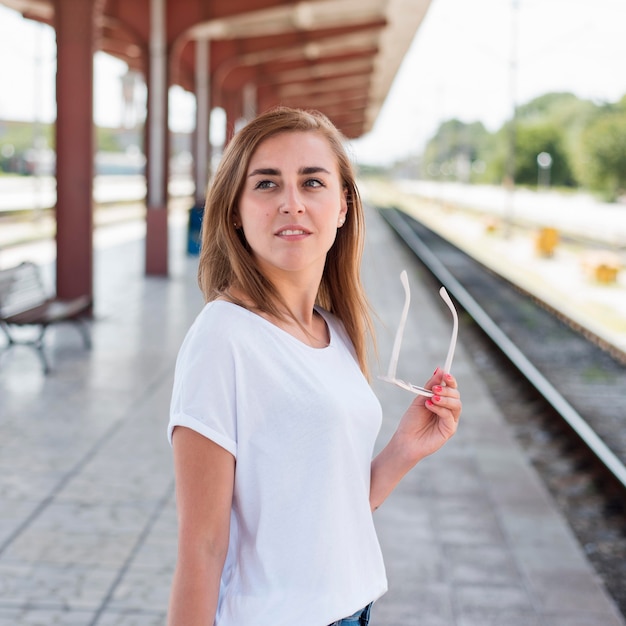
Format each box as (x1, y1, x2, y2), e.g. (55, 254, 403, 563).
(2, 0, 431, 138)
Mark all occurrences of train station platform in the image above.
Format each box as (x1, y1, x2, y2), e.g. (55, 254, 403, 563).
(0, 200, 624, 625)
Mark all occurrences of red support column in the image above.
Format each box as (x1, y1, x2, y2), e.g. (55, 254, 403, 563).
(194, 38, 210, 206)
(145, 0, 169, 275)
(54, 0, 100, 300)
(223, 90, 243, 147)
(144, 115, 170, 276)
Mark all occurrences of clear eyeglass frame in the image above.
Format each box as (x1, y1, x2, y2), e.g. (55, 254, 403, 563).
(379, 270, 459, 397)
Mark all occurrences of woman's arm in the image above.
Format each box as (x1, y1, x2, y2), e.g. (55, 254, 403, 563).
(168, 427, 235, 626)
(370, 369, 461, 511)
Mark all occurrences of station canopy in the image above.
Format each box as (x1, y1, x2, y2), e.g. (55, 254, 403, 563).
(1, 0, 432, 138)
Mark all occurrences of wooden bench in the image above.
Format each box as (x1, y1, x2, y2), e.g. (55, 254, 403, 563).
(0, 261, 92, 373)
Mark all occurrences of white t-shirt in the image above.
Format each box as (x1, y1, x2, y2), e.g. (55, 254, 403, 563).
(168, 301, 388, 626)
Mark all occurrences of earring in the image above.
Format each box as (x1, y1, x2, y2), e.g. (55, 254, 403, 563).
(338, 216, 346, 227)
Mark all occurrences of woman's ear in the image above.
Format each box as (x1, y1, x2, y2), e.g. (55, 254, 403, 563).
(338, 188, 348, 227)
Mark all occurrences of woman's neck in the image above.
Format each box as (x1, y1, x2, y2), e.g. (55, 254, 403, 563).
(227, 275, 328, 348)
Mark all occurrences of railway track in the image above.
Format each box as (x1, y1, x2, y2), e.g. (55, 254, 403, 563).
(378, 205, 626, 614)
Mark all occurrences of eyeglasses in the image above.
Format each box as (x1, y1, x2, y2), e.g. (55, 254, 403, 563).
(379, 270, 458, 397)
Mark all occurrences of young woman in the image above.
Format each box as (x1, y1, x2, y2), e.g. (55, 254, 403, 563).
(167, 107, 462, 626)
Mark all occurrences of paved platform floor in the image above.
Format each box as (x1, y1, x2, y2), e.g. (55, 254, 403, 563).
(0, 202, 624, 625)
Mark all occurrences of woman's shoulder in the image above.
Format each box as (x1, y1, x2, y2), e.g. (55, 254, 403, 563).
(193, 300, 254, 334)
(178, 301, 255, 364)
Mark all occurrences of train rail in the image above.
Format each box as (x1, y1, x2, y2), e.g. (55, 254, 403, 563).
(378, 204, 626, 613)
(378, 206, 626, 489)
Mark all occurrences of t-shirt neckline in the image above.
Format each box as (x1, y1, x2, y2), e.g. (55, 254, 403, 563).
(212, 300, 334, 351)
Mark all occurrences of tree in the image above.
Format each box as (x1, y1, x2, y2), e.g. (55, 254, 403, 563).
(422, 119, 491, 182)
(582, 112, 626, 200)
(514, 122, 575, 187)
(516, 92, 583, 121)
(486, 121, 575, 188)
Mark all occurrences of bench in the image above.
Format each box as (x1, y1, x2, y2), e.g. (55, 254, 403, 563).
(0, 261, 92, 373)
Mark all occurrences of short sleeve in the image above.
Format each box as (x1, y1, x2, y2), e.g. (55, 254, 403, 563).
(168, 305, 238, 457)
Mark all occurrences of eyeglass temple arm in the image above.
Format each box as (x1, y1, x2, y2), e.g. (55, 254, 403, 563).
(386, 270, 411, 379)
(439, 286, 458, 374)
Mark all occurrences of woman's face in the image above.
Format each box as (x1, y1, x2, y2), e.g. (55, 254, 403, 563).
(237, 131, 348, 283)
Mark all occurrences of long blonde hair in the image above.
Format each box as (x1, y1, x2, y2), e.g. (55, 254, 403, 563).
(198, 106, 373, 376)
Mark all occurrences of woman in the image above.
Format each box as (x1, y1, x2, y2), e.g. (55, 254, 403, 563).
(167, 107, 461, 626)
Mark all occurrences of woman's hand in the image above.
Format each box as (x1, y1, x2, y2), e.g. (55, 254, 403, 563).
(394, 367, 462, 465)
(370, 368, 462, 511)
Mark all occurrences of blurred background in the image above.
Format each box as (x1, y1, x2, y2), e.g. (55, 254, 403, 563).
(1, 0, 624, 350)
(1, 2, 626, 624)
(1, 0, 625, 196)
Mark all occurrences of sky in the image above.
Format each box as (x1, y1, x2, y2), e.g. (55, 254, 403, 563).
(1, 0, 625, 165)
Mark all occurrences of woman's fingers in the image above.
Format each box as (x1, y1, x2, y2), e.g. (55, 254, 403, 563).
(426, 369, 457, 389)
(442, 372, 457, 388)
(424, 380, 462, 423)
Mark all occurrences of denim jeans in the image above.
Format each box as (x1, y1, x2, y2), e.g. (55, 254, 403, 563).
(328, 602, 372, 626)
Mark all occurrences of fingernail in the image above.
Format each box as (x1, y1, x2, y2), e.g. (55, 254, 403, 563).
(426, 399, 433, 407)
(433, 385, 442, 393)
(433, 367, 439, 376)
(433, 395, 441, 402)
(445, 373, 453, 381)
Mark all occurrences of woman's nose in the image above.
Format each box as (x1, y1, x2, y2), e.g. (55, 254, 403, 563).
(279, 186, 305, 214)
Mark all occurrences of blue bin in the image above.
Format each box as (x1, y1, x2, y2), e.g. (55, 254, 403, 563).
(187, 204, 204, 255)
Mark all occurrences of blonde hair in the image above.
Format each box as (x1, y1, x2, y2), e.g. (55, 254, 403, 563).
(198, 106, 373, 376)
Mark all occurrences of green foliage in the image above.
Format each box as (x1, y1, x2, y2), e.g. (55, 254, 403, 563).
(513, 122, 575, 187)
(420, 91, 626, 199)
(0, 120, 54, 152)
(516, 92, 582, 121)
(96, 126, 123, 152)
(0, 121, 54, 174)
(0, 120, 146, 174)
(483, 93, 590, 187)
(95, 126, 143, 152)
(581, 112, 626, 200)
(422, 119, 492, 182)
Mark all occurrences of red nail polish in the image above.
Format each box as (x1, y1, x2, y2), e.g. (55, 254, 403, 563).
(433, 386, 442, 393)
(433, 367, 439, 376)
(426, 399, 433, 407)
(433, 395, 441, 402)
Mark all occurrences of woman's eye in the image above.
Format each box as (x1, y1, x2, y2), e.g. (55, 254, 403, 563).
(305, 178, 324, 188)
(254, 180, 276, 190)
